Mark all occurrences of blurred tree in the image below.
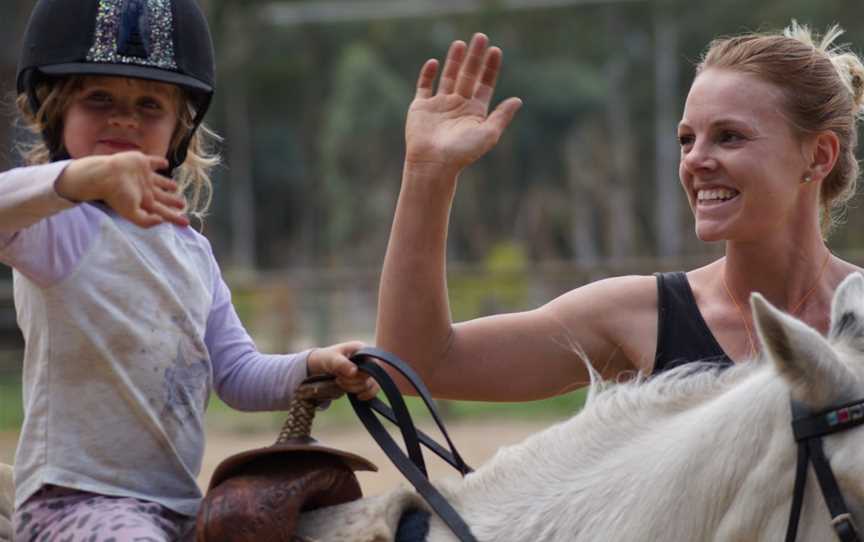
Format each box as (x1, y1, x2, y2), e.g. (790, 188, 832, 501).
(319, 42, 410, 264)
(3, 0, 863, 270)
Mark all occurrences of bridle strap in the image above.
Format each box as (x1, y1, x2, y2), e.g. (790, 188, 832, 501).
(786, 400, 861, 542)
(348, 347, 478, 542)
(809, 437, 858, 542)
(784, 437, 809, 542)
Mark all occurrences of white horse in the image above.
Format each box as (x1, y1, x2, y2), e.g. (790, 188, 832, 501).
(296, 272, 864, 542)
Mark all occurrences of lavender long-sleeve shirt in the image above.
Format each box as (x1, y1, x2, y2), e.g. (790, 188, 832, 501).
(0, 162, 310, 516)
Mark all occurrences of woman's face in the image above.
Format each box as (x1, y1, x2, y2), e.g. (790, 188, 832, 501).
(63, 75, 179, 160)
(677, 68, 813, 242)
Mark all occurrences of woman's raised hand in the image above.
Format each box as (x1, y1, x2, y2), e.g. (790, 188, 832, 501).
(405, 33, 522, 175)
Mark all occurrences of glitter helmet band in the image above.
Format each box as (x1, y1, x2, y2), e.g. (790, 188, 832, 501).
(17, 0, 215, 174)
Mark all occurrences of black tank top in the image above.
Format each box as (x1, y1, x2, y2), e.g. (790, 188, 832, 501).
(653, 272, 733, 375)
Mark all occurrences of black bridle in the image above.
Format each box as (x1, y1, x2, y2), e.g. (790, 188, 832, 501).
(786, 399, 864, 542)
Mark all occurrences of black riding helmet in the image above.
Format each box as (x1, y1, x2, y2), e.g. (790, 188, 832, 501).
(17, 0, 215, 174)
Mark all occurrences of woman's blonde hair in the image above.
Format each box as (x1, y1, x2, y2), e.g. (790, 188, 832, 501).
(698, 22, 864, 235)
(16, 75, 220, 221)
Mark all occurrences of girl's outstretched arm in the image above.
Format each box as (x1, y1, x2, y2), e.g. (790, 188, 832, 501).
(56, 153, 189, 228)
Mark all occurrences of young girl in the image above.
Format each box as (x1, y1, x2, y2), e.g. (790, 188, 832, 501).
(5, 1, 377, 540)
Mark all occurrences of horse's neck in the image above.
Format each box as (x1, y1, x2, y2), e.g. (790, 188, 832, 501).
(435, 367, 800, 541)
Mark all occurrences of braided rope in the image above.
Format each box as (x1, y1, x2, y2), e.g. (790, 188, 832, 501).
(276, 378, 345, 443)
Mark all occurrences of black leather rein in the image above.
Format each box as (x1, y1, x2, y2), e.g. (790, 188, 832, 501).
(348, 347, 479, 542)
(786, 398, 864, 542)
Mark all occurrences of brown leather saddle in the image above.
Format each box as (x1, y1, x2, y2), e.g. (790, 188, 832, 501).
(195, 376, 377, 541)
(197, 347, 477, 542)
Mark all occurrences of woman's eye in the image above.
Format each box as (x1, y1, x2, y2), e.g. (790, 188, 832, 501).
(719, 131, 744, 144)
(678, 134, 694, 148)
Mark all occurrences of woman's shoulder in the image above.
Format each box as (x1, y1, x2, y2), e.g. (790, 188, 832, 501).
(549, 274, 659, 321)
(585, 273, 660, 303)
(834, 258, 864, 277)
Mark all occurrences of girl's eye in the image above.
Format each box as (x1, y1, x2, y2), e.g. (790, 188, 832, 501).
(138, 97, 173, 117)
(83, 91, 112, 106)
(140, 98, 162, 109)
(139, 99, 162, 111)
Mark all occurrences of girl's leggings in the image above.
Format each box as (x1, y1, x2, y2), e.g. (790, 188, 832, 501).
(12, 485, 196, 542)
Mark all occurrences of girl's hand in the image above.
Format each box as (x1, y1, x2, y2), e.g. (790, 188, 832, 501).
(405, 33, 523, 175)
(56, 152, 189, 228)
(307, 341, 380, 401)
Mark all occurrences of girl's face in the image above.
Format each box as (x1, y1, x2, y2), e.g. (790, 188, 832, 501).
(677, 68, 814, 243)
(63, 76, 179, 160)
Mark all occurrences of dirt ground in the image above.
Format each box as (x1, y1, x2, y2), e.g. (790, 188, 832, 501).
(0, 418, 552, 497)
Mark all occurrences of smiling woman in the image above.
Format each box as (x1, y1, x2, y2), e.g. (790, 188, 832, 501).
(375, 22, 864, 404)
(677, 68, 828, 244)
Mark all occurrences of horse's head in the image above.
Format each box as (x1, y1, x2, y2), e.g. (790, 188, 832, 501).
(751, 271, 864, 410)
(752, 271, 864, 537)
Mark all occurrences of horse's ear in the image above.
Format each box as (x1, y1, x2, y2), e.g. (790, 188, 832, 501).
(829, 272, 864, 349)
(751, 292, 855, 409)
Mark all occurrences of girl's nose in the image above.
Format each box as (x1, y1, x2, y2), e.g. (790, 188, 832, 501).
(108, 105, 139, 128)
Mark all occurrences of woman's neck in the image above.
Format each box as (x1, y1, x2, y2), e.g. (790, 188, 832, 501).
(722, 232, 833, 322)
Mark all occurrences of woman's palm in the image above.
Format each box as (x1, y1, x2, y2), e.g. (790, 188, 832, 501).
(404, 34, 522, 172)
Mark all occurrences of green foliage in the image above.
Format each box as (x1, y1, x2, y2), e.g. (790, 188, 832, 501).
(450, 241, 529, 320)
(0, 372, 22, 431)
(320, 42, 411, 258)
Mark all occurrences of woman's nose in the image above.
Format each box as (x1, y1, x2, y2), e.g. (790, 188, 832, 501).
(681, 140, 717, 173)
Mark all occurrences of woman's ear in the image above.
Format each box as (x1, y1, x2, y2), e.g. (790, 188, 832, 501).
(807, 130, 840, 183)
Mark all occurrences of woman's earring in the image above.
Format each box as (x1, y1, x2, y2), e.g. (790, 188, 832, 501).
(801, 174, 813, 184)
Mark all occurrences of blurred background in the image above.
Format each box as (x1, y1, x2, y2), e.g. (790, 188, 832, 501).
(1, 0, 863, 492)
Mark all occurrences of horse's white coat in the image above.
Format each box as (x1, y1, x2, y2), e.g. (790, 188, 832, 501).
(300, 273, 864, 542)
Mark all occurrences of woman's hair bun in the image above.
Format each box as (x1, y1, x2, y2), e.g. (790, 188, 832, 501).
(785, 20, 864, 113)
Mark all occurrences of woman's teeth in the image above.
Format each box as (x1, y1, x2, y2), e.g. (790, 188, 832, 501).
(697, 188, 738, 202)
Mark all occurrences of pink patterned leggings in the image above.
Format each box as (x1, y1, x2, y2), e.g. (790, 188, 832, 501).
(12, 485, 196, 542)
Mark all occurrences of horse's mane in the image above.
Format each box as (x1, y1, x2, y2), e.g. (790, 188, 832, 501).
(441, 355, 786, 541)
(453, 355, 779, 501)
(584, 357, 766, 423)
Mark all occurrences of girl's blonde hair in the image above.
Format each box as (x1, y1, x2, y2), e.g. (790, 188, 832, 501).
(698, 22, 864, 235)
(16, 75, 220, 221)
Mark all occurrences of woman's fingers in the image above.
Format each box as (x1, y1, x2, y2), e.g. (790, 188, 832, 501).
(455, 33, 489, 99)
(486, 97, 523, 134)
(438, 40, 467, 95)
(474, 47, 503, 110)
(415, 59, 439, 99)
